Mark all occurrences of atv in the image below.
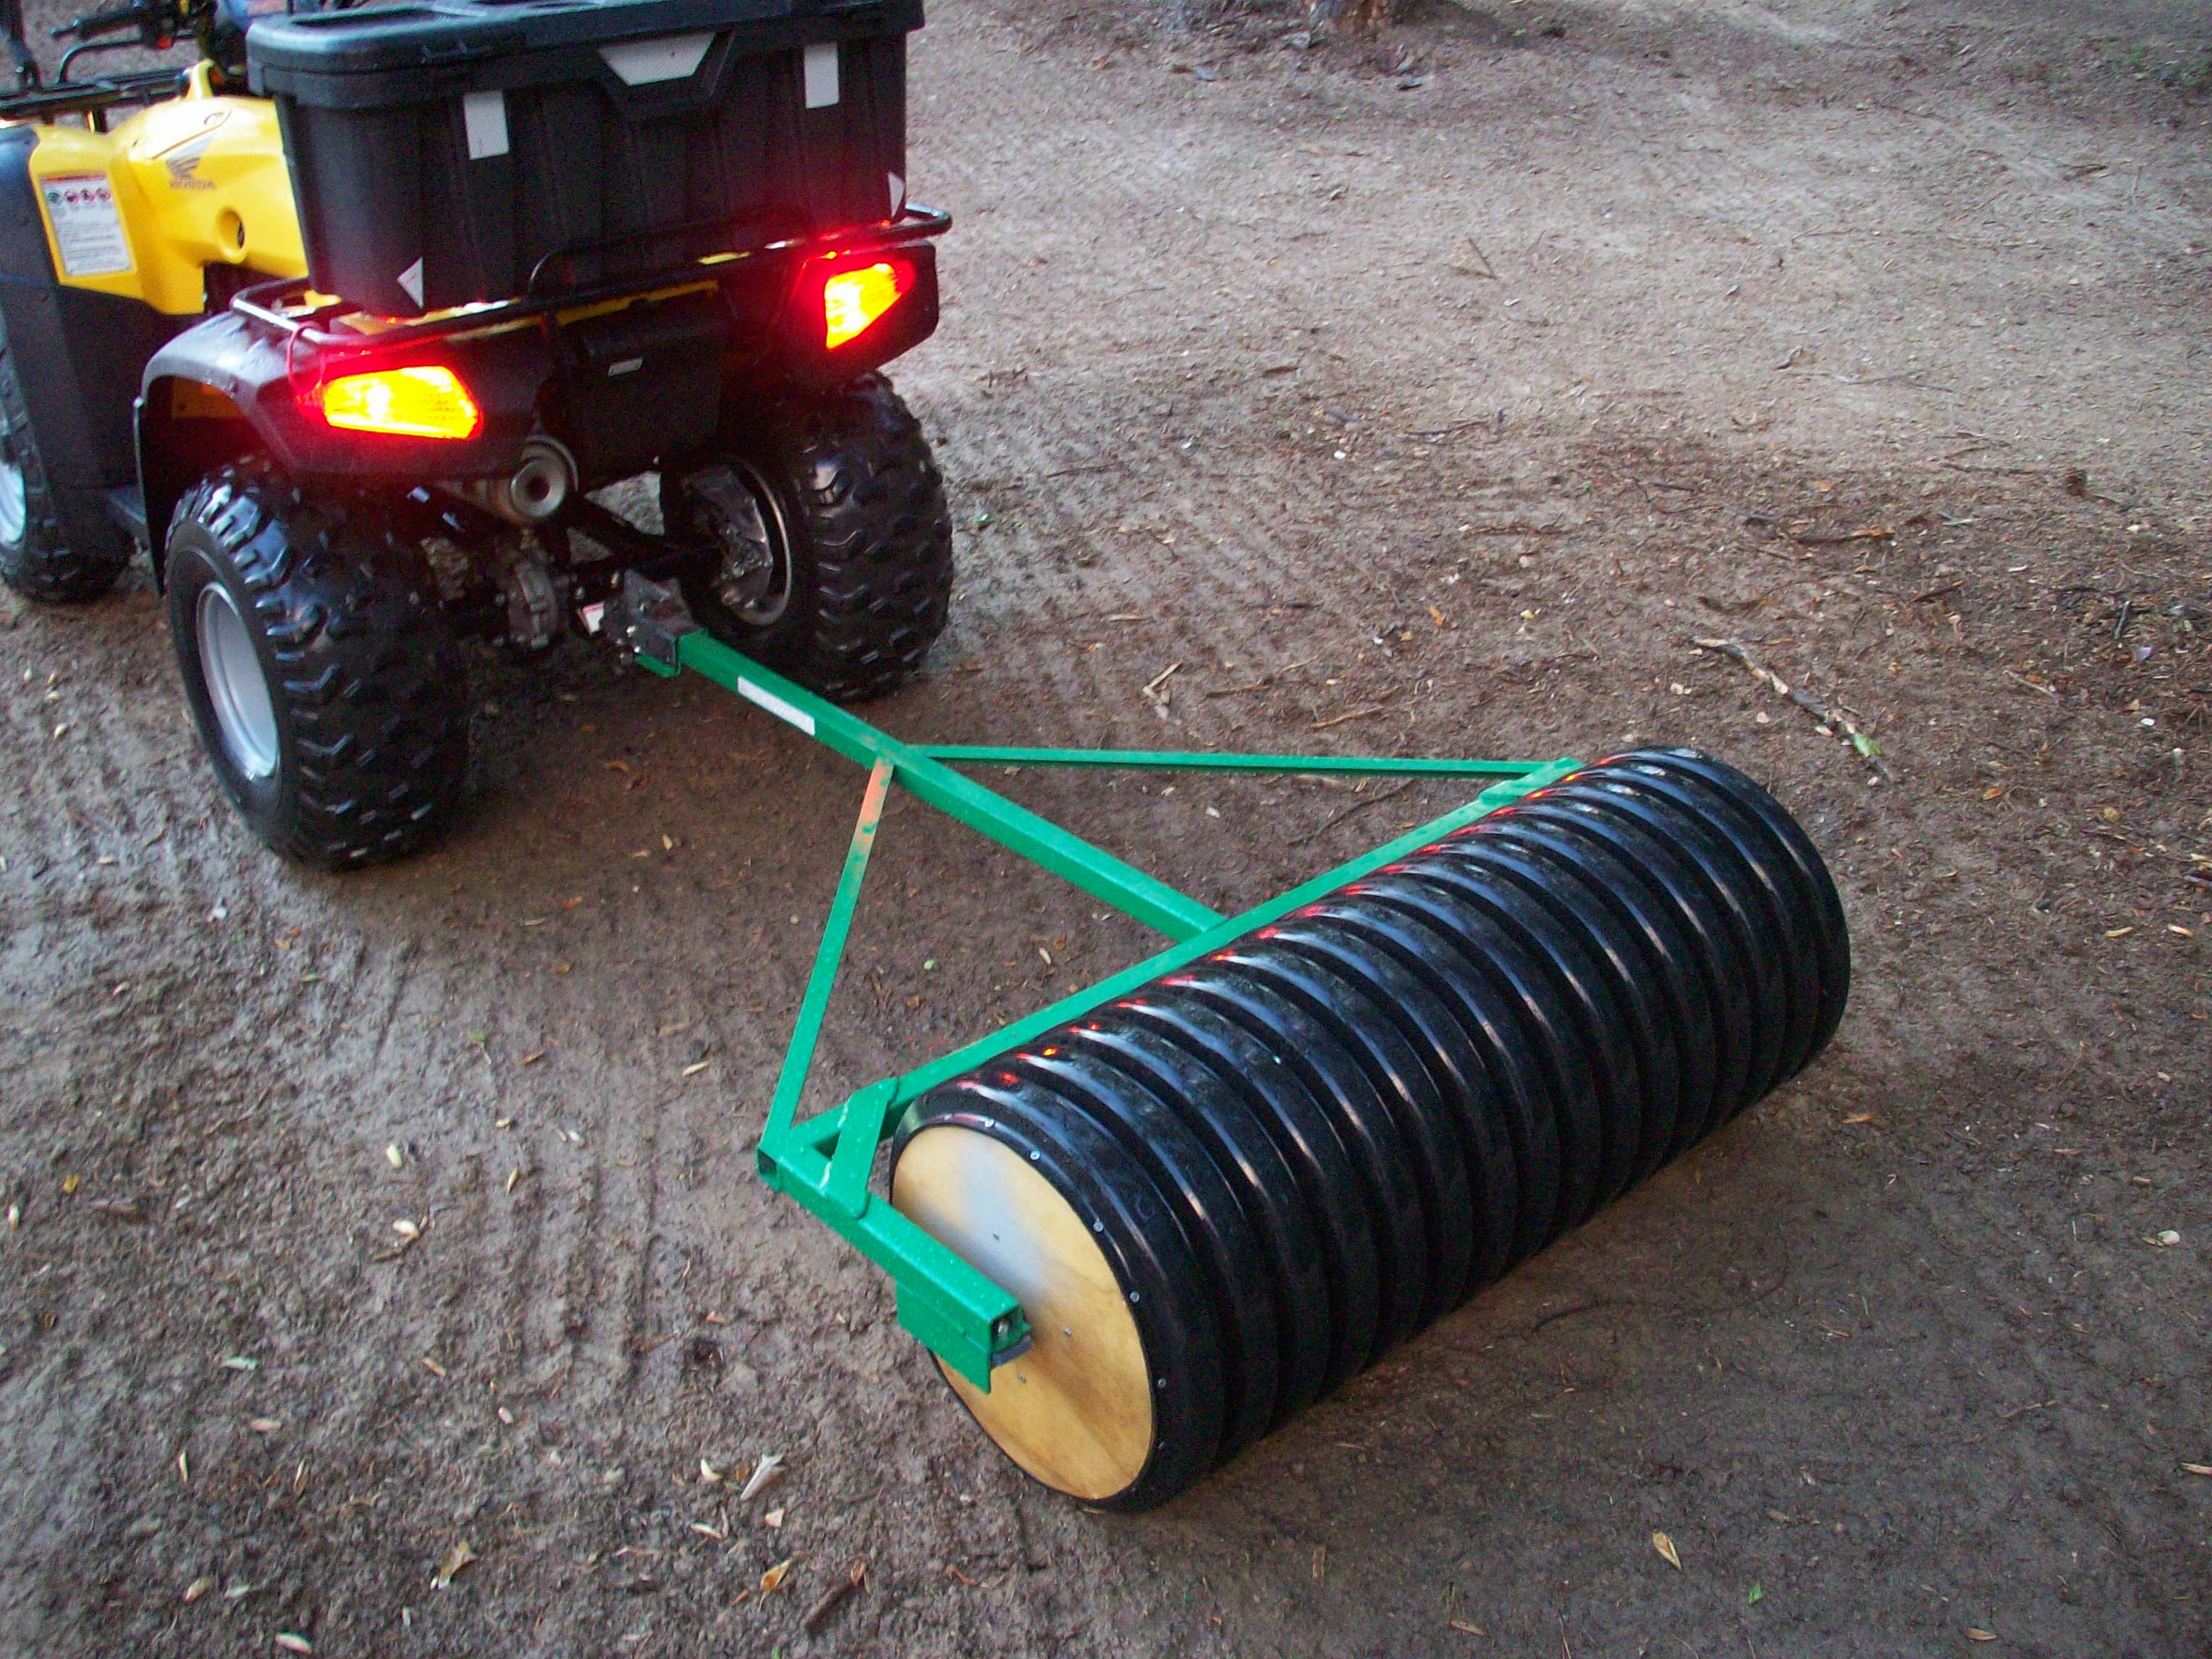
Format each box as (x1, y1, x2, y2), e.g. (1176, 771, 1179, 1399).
(0, 0, 953, 865)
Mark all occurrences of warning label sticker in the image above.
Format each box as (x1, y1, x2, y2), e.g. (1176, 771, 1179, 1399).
(38, 173, 132, 277)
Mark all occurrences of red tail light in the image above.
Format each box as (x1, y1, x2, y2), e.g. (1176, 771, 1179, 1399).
(822, 258, 914, 350)
(319, 364, 482, 440)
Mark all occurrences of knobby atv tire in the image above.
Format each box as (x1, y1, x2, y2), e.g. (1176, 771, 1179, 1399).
(670, 373, 953, 701)
(0, 316, 133, 603)
(164, 460, 468, 869)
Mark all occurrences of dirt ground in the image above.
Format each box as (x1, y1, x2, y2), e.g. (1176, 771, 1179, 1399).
(3, 0, 2209, 1653)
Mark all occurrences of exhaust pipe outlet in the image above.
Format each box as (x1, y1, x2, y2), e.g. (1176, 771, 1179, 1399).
(449, 436, 575, 525)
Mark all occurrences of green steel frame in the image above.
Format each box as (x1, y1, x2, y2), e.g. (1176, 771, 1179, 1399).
(620, 578, 1580, 1389)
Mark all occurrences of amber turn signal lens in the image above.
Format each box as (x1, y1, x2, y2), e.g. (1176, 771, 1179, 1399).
(822, 261, 912, 350)
(321, 365, 482, 440)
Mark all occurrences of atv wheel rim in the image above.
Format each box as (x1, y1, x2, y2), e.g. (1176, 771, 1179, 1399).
(0, 456, 25, 547)
(693, 462, 794, 629)
(195, 583, 279, 781)
(891, 1124, 1154, 1501)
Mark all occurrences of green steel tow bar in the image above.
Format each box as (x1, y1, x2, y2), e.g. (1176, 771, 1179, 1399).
(616, 575, 1582, 1390)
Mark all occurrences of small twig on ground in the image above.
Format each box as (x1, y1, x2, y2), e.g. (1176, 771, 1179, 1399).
(1692, 637, 1896, 782)
(1140, 662, 1181, 720)
(802, 1560, 867, 1634)
(1309, 704, 1388, 730)
(1792, 525, 1894, 546)
(1455, 520, 1572, 537)
(1457, 236, 1498, 279)
(1289, 778, 1416, 847)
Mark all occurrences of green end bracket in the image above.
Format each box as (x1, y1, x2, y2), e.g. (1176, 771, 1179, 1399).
(617, 575, 1579, 1390)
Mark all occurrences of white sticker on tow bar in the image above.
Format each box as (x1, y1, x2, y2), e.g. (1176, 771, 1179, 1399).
(737, 678, 816, 737)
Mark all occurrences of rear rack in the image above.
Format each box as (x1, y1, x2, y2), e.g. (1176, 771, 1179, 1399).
(228, 203, 952, 353)
(0, 62, 185, 124)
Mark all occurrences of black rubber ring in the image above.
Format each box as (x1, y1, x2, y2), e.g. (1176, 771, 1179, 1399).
(1061, 1003, 1338, 1425)
(1584, 763, 1821, 1087)
(1007, 1040, 1281, 1459)
(1474, 813, 1721, 1161)
(1533, 780, 1791, 1110)
(1256, 913, 1490, 1320)
(1312, 872, 1597, 1244)
(1202, 940, 1433, 1358)
(1384, 850, 1649, 1207)
(1619, 748, 1850, 1063)
(1415, 832, 1684, 1189)
(1146, 970, 1388, 1392)
(1502, 798, 1760, 1138)
(1265, 903, 1524, 1295)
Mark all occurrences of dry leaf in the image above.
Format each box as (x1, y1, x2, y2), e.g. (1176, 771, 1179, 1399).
(764, 1508, 785, 1529)
(738, 1452, 784, 1501)
(681, 1060, 712, 1078)
(182, 1575, 214, 1603)
(699, 1459, 725, 1485)
(177, 1450, 190, 1484)
(1965, 1630, 1997, 1643)
(1448, 1618, 1487, 1635)
(275, 1634, 313, 1655)
(220, 1356, 257, 1372)
(2182, 1463, 2212, 1477)
(392, 1218, 421, 1241)
(384, 1144, 404, 1169)
(760, 1558, 794, 1595)
(1652, 1531, 1683, 1571)
(248, 1417, 281, 1435)
(420, 1356, 447, 1378)
(690, 1521, 727, 1542)
(432, 1538, 476, 1588)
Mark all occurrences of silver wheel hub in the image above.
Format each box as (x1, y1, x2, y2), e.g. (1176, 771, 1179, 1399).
(0, 455, 26, 547)
(685, 463, 793, 628)
(195, 583, 279, 781)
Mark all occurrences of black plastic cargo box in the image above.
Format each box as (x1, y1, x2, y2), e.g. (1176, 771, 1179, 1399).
(248, 0, 921, 317)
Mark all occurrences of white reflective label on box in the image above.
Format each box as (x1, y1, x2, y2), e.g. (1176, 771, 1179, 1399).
(463, 90, 510, 160)
(600, 31, 713, 86)
(803, 41, 840, 109)
(38, 174, 132, 277)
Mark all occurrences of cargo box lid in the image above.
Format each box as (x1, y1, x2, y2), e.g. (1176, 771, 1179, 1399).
(249, 0, 921, 93)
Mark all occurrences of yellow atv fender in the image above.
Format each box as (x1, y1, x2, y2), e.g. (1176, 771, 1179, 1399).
(0, 62, 303, 559)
